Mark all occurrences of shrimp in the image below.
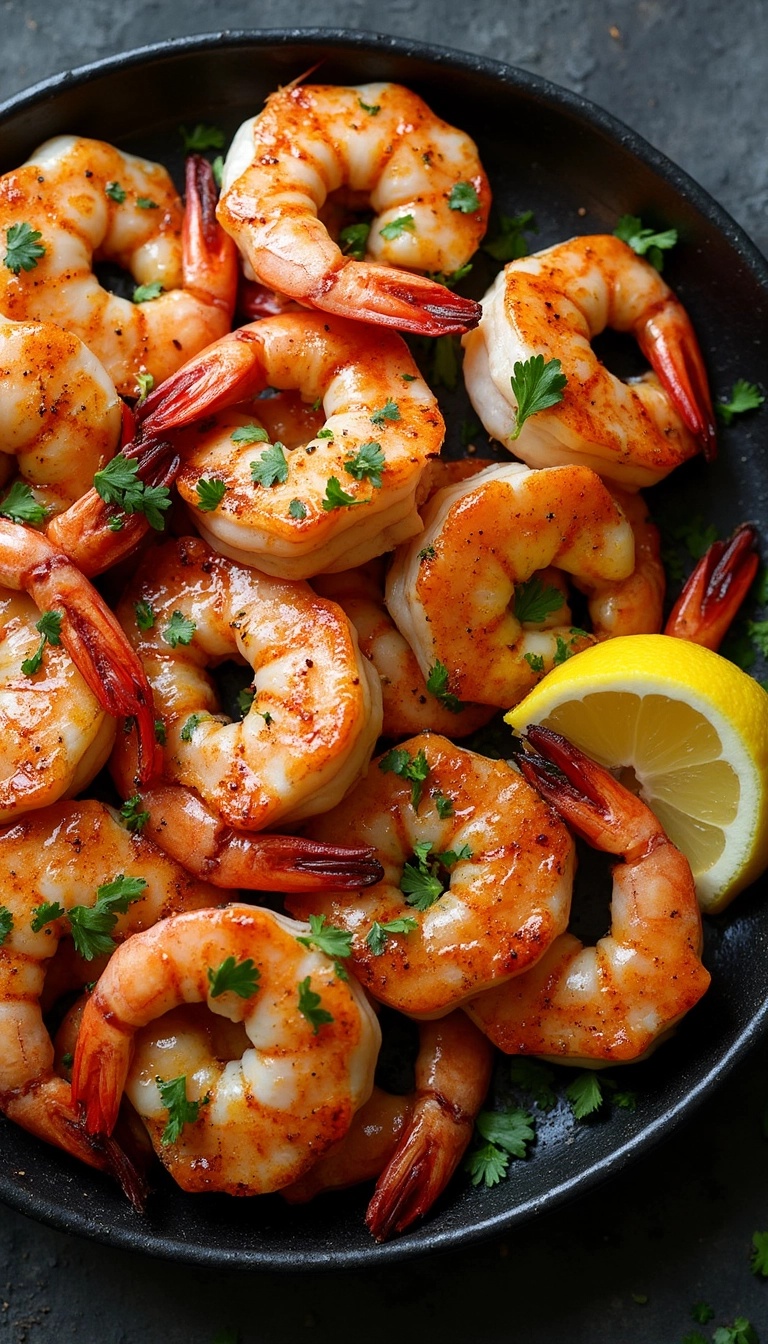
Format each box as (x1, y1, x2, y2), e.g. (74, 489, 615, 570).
(0, 318, 121, 516)
(464, 726, 711, 1062)
(313, 561, 495, 738)
(0, 518, 157, 781)
(385, 461, 661, 710)
(574, 486, 665, 640)
(287, 732, 575, 1018)
(110, 534, 382, 829)
(71, 904, 381, 1195)
(462, 235, 716, 489)
(285, 1011, 494, 1242)
(0, 799, 221, 1170)
(0, 142, 237, 396)
(217, 82, 487, 336)
(665, 522, 759, 650)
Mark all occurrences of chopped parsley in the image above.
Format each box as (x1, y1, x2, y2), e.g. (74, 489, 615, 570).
(508, 1059, 557, 1110)
(710, 1320, 758, 1344)
(237, 687, 255, 717)
(250, 442, 288, 487)
(514, 575, 565, 624)
(448, 181, 480, 213)
(0, 906, 12, 945)
(207, 955, 261, 999)
(135, 372, 154, 402)
(0, 481, 47, 526)
(691, 1304, 715, 1325)
(288, 498, 307, 520)
(418, 544, 436, 562)
(380, 214, 416, 241)
(379, 745, 430, 809)
(133, 281, 163, 303)
(426, 659, 464, 712)
(93, 453, 171, 530)
(119, 794, 150, 833)
(134, 599, 155, 631)
(484, 210, 538, 262)
(231, 423, 269, 444)
(31, 901, 65, 932)
(136, 197, 158, 210)
(400, 840, 471, 913)
(464, 1107, 535, 1186)
(297, 976, 333, 1034)
(433, 791, 454, 819)
(22, 610, 62, 677)
(317, 428, 334, 440)
(343, 441, 385, 488)
(179, 123, 225, 151)
(358, 97, 380, 115)
(716, 379, 764, 425)
(322, 477, 364, 510)
(105, 180, 126, 203)
(509, 355, 567, 439)
(163, 611, 196, 648)
(296, 914, 352, 979)
(614, 213, 678, 272)
(365, 916, 418, 957)
(154, 719, 167, 745)
(339, 222, 371, 261)
(370, 399, 400, 429)
(157, 1073, 208, 1145)
(4, 222, 46, 274)
(524, 652, 545, 674)
(195, 478, 227, 511)
(68, 874, 147, 960)
(425, 262, 473, 289)
(180, 712, 206, 742)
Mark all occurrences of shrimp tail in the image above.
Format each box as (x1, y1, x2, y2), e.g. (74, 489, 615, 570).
(237, 278, 299, 321)
(71, 1016, 127, 1136)
(318, 262, 481, 336)
(3, 1083, 113, 1171)
(637, 298, 717, 460)
(135, 327, 267, 439)
(365, 1098, 473, 1242)
(103, 1133, 150, 1213)
(183, 155, 239, 318)
(664, 522, 759, 650)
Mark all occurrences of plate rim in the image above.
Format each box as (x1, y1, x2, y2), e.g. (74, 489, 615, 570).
(1, 26, 767, 1270)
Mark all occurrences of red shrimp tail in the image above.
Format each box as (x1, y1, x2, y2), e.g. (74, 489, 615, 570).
(103, 1134, 150, 1213)
(637, 299, 717, 460)
(290, 839, 384, 889)
(183, 154, 238, 319)
(319, 262, 481, 336)
(665, 522, 759, 650)
(119, 399, 136, 448)
(237, 277, 299, 321)
(135, 326, 267, 439)
(365, 1106, 468, 1242)
(71, 1033, 126, 1137)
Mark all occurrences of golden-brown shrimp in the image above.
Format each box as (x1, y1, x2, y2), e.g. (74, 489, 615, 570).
(574, 486, 665, 640)
(285, 1011, 494, 1242)
(463, 235, 715, 488)
(287, 733, 575, 1017)
(0, 800, 220, 1168)
(72, 904, 381, 1195)
(218, 82, 487, 336)
(110, 534, 382, 829)
(465, 726, 711, 1062)
(0, 319, 121, 516)
(385, 462, 654, 710)
(313, 561, 495, 738)
(0, 143, 236, 396)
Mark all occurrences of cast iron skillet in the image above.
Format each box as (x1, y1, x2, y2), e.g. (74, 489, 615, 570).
(0, 30, 767, 1270)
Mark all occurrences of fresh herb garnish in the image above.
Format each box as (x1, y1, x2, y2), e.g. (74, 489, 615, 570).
(288, 498, 308, 520)
(426, 659, 464, 712)
(119, 794, 150, 833)
(157, 1074, 208, 1145)
(105, 180, 126, 203)
(180, 713, 206, 742)
(133, 281, 163, 303)
(365, 917, 419, 956)
(344, 441, 385, 488)
(93, 453, 171, 530)
(448, 181, 480, 213)
(250, 442, 288, 487)
(509, 355, 567, 440)
(296, 914, 353, 979)
(297, 976, 333, 1034)
(524, 652, 545, 674)
(0, 481, 47, 525)
(433, 791, 454, 819)
(370, 400, 400, 429)
(207, 955, 261, 999)
(339, 222, 370, 260)
(179, 123, 225, 151)
(134, 599, 155, 631)
(380, 215, 416, 241)
(31, 901, 65, 932)
(68, 874, 147, 960)
(716, 379, 764, 425)
(508, 1059, 557, 1110)
(4, 222, 45, 274)
(135, 372, 154, 402)
(431, 335, 460, 390)
(322, 477, 365, 511)
(211, 156, 224, 189)
(22, 610, 62, 676)
(614, 214, 677, 272)
(379, 745, 430, 809)
(464, 1107, 535, 1186)
(163, 611, 196, 648)
(514, 575, 565, 624)
(484, 210, 537, 262)
(195, 478, 227, 511)
(136, 197, 158, 210)
(231, 424, 269, 444)
(0, 906, 13, 945)
(358, 97, 380, 115)
(750, 1230, 768, 1277)
(691, 1303, 715, 1325)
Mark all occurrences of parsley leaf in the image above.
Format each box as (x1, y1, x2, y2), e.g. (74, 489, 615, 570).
(524, 652, 545, 674)
(431, 335, 460, 390)
(370, 399, 400, 429)
(425, 263, 473, 289)
(509, 355, 567, 439)
(288, 498, 307, 520)
(297, 976, 333, 1034)
(433, 844, 472, 867)
(295, 914, 353, 968)
(344, 441, 385, 488)
(614, 214, 678, 271)
(68, 874, 147, 960)
(750, 1230, 768, 1276)
(154, 719, 166, 745)
(426, 659, 464, 712)
(22, 610, 62, 676)
(250, 442, 288, 488)
(317, 428, 334, 440)
(365, 917, 419, 956)
(157, 1073, 207, 1144)
(380, 214, 416, 240)
(134, 599, 155, 631)
(179, 123, 225, 152)
(31, 900, 65, 932)
(716, 379, 764, 425)
(484, 210, 538, 262)
(133, 281, 163, 303)
(4, 222, 46, 274)
(105, 180, 126, 203)
(207, 955, 261, 999)
(93, 453, 171, 530)
(322, 477, 364, 511)
(136, 197, 158, 210)
(339, 222, 370, 260)
(464, 1141, 509, 1187)
(508, 1059, 557, 1110)
(433, 791, 454, 819)
(712, 1319, 759, 1344)
(196, 478, 227, 511)
(692, 1304, 715, 1325)
(180, 712, 206, 742)
(565, 1071, 604, 1119)
(119, 794, 150, 833)
(552, 635, 573, 666)
(379, 745, 430, 809)
(514, 575, 565, 624)
(0, 906, 12, 945)
(231, 423, 269, 444)
(477, 1107, 535, 1157)
(135, 372, 154, 402)
(358, 97, 380, 115)
(448, 181, 480, 213)
(0, 480, 47, 525)
(418, 544, 436, 562)
(163, 611, 196, 648)
(401, 843, 445, 912)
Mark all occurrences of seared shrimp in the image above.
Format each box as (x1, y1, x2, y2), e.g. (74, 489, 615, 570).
(285, 1011, 494, 1242)
(111, 535, 381, 829)
(0, 319, 121, 516)
(0, 142, 236, 395)
(665, 522, 759, 651)
(463, 235, 715, 488)
(218, 82, 487, 336)
(288, 733, 575, 1017)
(465, 727, 711, 1062)
(313, 561, 495, 738)
(0, 800, 220, 1168)
(72, 904, 381, 1195)
(385, 462, 659, 710)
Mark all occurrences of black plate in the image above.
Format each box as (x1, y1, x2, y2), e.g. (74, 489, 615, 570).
(1, 30, 768, 1271)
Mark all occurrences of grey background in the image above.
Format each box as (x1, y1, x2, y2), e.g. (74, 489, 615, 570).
(2, 2, 768, 1341)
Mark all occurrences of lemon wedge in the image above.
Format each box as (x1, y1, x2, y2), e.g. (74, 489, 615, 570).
(505, 634, 768, 912)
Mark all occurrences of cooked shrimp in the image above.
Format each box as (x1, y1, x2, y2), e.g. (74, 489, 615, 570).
(574, 486, 665, 640)
(0, 799, 220, 1169)
(287, 732, 575, 1018)
(72, 904, 381, 1195)
(665, 522, 759, 650)
(0, 143, 236, 396)
(218, 81, 487, 336)
(385, 462, 652, 710)
(0, 518, 157, 780)
(313, 561, 495, 738)
(0, 318, 121, 516)
(110, 534, 382, 829)
(465, 726, 711, 1062)
(285, 1011, 493, 1241)
(462, 235, 715, 489)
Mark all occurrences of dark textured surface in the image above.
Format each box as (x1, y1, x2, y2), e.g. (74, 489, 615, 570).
(2, 5, 768, 1341)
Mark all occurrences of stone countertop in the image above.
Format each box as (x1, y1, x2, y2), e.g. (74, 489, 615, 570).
(2, 3, 768, 1341)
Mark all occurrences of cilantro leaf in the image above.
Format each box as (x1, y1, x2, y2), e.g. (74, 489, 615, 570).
(750, 1229, 768, 1277)
(317, 428, 334, 440)
(339, 222, 370, 260)
(105, 180, 126, 203)
(418, 544, 436, 562)
(136, 197, 158, 210)
(553, 635, 573, 666)
(611, 1088, 637, 1111)
(154, 719, 166, 745)
(344, 441, 385, 488)
(297, 976, 333, 1034)
(716, 379, 764, 425)
(565, 1071, 604, 1119)
(179, 123, 225, 151)
(162, 611, 196, 648)
(484, 210, 538, 262)
(401, 847, 445, 912)
(120, 794, 150, 833)
(211, 156, 224, 189)
(322, 476, 365, 511)
(288, 498, 307, 520)
(370, 400, 400, 429)
(464, 1141, 509, 1187)
(93, 453, 171, 530)
(691, 1304, 715, 1325)
(431, 335, 460, 390)
(379, 745, 430, 809)
(133, 600, 155, 632)
(180, 712, 206, 742)
(524, 652, 545, 674)
(157, 1073, 207, 1144)
(296, 913, 353, 965)
(4, 222, 46, 274)
(207, 955, 261, 999)
(425, 263, 473, 289)
(365, 917, 419, 956)
(31, 900, 65, 932)
(133, 281, 163, 303)
(0, 480, 47, 526)
(401, 373, 416, 382)
(514, 575, 565, 624)
(614, 214, 678, 271)
(433, 844, 472, 867)
(476, 1107, 535, 1158)
(426, 659, 464, 713)
(0, 906, 12, 945)
(448, 181, 480, 213)
(508, 1059, 557, 1110)
(712, 1319, 759, 1344)
(196, 478, 227, 511)
(380, 214, 416, 241)
(358, 97, 380, 115)
(433, 791, 454, 819)
(250, 442, 288, 488)
(237, 687, 255, 717)
(68, 874, 146, 960)
(231, 423, 269, 445)
(509, 355, 567, 439)
(135, 372, 154, 402)
(22, 610, 63, 677)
